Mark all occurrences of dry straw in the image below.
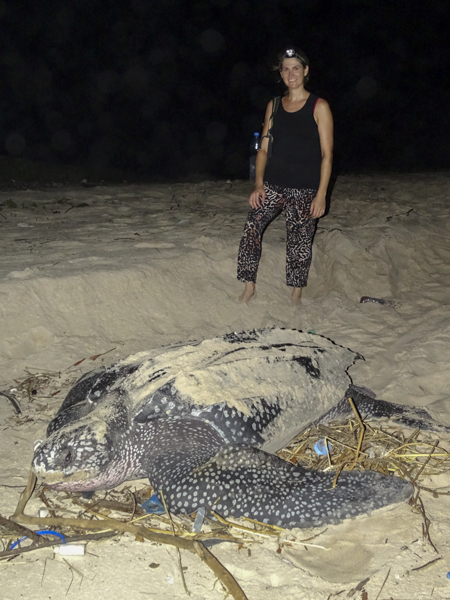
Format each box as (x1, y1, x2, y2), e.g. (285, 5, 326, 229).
(277, 397, 450, 550)
(277, 398, 450, 485)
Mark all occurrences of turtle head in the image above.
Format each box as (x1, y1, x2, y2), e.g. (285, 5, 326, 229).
(32, 418, 125, 491)
(33, 391, 136, 492)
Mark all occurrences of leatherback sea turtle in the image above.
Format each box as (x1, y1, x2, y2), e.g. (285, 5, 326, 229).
(32, 329, 446, 529)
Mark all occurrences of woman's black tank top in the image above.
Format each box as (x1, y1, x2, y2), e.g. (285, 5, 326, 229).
(264, 93, 322, 190)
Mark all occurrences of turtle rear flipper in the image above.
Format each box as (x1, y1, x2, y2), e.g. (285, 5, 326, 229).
(318, 385, 450, 434)
(150, 444, 413, 529)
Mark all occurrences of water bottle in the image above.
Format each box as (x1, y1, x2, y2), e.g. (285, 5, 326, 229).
(249, 132, 260, 181)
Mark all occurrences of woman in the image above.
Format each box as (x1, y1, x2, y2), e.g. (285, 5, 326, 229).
(237, 46, 333, 305)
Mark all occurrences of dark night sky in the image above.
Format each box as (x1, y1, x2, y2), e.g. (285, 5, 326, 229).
(1, 0, 449, 181)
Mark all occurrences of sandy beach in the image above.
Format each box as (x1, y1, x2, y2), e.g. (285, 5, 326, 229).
(1, 172, 450, 599)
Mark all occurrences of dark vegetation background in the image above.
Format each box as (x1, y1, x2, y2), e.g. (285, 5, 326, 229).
(1, 0, 449, 182)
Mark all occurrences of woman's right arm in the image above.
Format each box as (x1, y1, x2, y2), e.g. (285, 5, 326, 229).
(249, 100, 273, 209)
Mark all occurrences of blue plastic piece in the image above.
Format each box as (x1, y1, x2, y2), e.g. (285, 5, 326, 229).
(9, 529, 66, 550)
(141, 494, 166, 515)
(314, 439, 332, 456)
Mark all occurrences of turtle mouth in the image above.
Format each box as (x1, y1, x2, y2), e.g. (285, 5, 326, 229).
(33, 465, 124, 492)
(32, 463, 98, 487)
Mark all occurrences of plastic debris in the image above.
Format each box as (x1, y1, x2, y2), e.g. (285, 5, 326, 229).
(192, 507, 206, 533)
(9, 530, 66, 550)
(314, 439, 332, 456)
(54, 544, 86, 556)
(141, 494, 166, 515)
(360, 296, 399, 308)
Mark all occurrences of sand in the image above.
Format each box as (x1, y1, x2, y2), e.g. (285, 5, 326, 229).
(1, 172, 450, 599)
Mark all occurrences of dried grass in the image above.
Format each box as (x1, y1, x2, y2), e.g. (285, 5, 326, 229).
(277, 398, 450, 550)
(277, 411, 450, 485)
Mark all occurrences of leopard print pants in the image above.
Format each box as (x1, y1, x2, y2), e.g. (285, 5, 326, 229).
(237, 183, 317, 288)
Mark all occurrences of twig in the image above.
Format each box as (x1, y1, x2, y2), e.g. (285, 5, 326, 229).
(41, 558, 47, 587)
(411, 556, 442, 571)
(384, 433, 420, 458)
(415, 494, 438, 553)
(63, 558, 75, 595)
(89, 348, 116, 361)
(410, 441, 439, 486)
(325, 436, 332, 468)
(13, 470, 38, 517)
(160, 490, 190, 596)
(39, 489, 58, 519)
(348, 398, 365, 469)
(0, 514, 41, 544)
(212, 512, 278, 538)
(0, 391, 21, 414)
(331, 464, 345, 489)
(74, 496, 144, 517)
(193, 541, 248, 600)
(280, 538, 329, 550)
(375, 567, 390, 600)
(11, 472, 247, 600)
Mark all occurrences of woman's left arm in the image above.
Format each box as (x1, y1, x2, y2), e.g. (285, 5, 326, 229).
(310, 98, 334, 218)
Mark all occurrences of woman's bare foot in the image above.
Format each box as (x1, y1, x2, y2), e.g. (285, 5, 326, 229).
(291, 287, 302, 305)
(239, 282, 256, 303)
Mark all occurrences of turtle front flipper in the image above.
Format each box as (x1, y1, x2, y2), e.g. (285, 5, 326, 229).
(149, 444, 413, 529)
(47, 364, 139, 436)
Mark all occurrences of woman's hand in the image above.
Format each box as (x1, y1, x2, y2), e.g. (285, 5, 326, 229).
(310, 194, 326, 219)
(249, 185, 265, 209)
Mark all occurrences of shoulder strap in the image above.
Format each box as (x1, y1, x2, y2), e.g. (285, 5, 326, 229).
(261, 97, 281, 159)
(262, 96, 281, 141)
(269, 96, 280, 130)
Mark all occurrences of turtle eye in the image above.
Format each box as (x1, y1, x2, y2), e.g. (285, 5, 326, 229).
(64, 450, 73, 464)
